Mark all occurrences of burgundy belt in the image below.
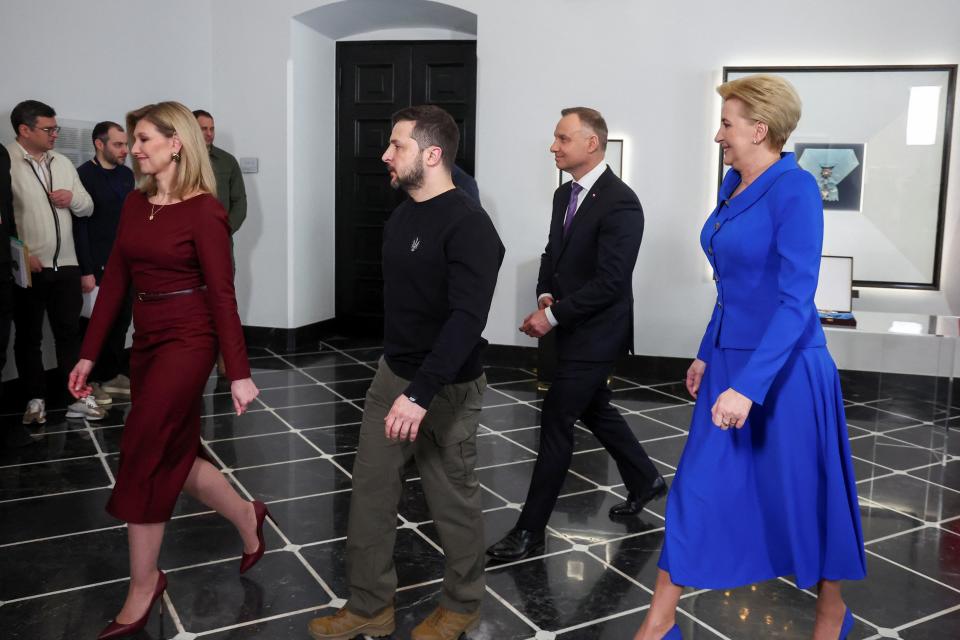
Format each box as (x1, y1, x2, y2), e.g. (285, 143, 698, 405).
(136, 285, 207, 302)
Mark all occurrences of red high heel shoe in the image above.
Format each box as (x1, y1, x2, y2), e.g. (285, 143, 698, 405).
(97, 570, 167, 639)
(239, 500, 276, 574)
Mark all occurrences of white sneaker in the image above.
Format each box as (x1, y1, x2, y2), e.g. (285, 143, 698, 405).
(23, 398, 47, 425)
(66, 395, 107, 421)
(101, 374, 131, 397)
(90, 383, 113, 406)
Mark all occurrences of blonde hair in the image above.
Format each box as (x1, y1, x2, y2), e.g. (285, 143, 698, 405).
(716, 74, 802, 151)
(126, 101, 216, 199)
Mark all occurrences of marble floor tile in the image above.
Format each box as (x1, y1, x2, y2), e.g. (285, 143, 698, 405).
(4, 344, 958, 639)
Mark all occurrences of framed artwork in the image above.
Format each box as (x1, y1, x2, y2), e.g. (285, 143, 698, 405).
(721, 65, 957, 289)
(560, 138, 623, 185)
(795, 143, 865, 211)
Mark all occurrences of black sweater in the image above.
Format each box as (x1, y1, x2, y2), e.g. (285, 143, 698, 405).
(382, 187, 504, 408)
(74, 159, 134, 282)
(0, 144, 17, 263)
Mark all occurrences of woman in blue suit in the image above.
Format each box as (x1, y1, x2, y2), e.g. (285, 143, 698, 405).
(635, 75, 866, 640)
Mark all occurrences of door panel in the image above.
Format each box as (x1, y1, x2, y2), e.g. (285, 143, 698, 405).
(336, 41, 477, 333)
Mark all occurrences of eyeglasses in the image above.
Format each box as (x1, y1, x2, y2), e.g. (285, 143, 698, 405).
(33, 126, 61, 135)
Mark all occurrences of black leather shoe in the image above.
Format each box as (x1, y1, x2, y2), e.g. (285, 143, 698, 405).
(486, 528, 545, 561)
(609, 476, 668, 517)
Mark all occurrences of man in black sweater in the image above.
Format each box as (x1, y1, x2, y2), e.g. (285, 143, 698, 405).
(308, 106, 504, 640)
(75, 122, 135, 402)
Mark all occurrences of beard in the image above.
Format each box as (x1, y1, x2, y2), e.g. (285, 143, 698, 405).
(103, 149, 125, 166)
(390, 157, 425, 192)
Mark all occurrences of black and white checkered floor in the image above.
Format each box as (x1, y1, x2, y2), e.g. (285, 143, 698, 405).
(1, 337, 958, 639)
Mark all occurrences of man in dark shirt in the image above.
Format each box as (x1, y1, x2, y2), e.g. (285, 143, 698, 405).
(194, 109, 246, 378)
(308, 106, 504, 640)
(193, 109, 246, 234)
(0, 144, 18, 413)
(75, 121, 135, 402)
(451, 164, 480, 204)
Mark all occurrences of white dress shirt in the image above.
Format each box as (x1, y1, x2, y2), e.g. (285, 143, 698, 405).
(541, 160, 608, 326)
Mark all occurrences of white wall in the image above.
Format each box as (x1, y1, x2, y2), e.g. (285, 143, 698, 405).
(2, 0, 959, 373)
(0, 0, 214, 380)
(208, 1, 305, 328)
(0, 1, 212, 128)
(463, 0, 960, 358)
(290, 20, 337, 327)
(340, 27, 476, 41)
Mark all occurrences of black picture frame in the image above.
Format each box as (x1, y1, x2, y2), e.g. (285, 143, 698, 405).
(720, 65, 957, 290)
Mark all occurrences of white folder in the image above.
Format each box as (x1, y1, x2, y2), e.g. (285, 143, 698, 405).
(10, 238, 31, 288)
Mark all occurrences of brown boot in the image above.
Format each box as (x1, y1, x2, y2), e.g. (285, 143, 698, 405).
(411, 606, 480, 640)
(307, 605, 395, 640)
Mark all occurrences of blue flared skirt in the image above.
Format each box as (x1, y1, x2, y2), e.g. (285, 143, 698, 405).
(659, 346, 867, 590)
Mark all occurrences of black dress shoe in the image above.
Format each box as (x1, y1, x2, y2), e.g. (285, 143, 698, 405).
(486, 527, 545, 561)
(609, 476, 668, 517)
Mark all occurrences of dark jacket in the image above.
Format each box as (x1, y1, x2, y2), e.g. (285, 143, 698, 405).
(451, 164, 480, 204)
(74, 160, 135, 283)
(537, 166, 644, 361)
(0, 145, 17, 263)
(209, 145, 246, 234)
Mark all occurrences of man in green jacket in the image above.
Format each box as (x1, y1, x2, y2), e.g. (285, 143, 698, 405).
(193, 109, 246, 234)
(194, 109, 246, 377)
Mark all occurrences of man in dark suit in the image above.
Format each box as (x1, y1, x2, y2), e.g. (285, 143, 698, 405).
(451, 164, 480, 204)
(487, 107, 665, 561)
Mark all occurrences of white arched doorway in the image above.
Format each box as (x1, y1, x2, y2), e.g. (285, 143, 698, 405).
(286, 0, 477, 338)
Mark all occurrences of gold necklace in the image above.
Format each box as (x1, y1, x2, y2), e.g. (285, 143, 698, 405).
(149, 192, 170, 221)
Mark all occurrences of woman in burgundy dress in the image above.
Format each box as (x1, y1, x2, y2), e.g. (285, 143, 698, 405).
(68, 102, 270, 639)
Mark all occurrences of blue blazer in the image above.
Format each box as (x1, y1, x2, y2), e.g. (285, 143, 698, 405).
(697, 152, 826, 405)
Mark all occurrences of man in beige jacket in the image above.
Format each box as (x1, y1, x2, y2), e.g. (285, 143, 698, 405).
(6, 100, 104, 424)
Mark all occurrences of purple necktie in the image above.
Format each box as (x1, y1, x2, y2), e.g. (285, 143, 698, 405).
(563, 182, 584, 237)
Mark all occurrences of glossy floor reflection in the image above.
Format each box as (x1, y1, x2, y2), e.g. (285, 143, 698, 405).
(0, 338, 958, 639)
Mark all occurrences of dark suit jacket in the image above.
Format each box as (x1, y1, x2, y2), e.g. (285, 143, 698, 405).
(0, 144, 16, 263)
(452, 164, 481, 204)
(537, 166, 644, 361)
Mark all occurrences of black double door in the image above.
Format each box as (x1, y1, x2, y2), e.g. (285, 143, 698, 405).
(335, 41, 477, 334)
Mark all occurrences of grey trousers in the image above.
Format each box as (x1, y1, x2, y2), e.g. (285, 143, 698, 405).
(345, 358, 486, 616)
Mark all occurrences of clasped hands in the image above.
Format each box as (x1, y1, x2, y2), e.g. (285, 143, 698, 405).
(685, 357, 752, 430)
(519, 295, 555, 338)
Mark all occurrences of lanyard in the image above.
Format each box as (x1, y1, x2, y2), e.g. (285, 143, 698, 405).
(24, 155, 62, 220)
(26, 155, 53, 194)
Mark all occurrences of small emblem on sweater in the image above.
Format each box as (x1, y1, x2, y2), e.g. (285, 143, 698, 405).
(410, 237, 421, 252)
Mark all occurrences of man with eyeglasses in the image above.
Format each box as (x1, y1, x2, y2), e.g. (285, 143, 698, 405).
(5, 100, 103, 425)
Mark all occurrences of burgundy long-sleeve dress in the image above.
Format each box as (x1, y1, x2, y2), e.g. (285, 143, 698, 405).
(80, 191, 251, 524)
